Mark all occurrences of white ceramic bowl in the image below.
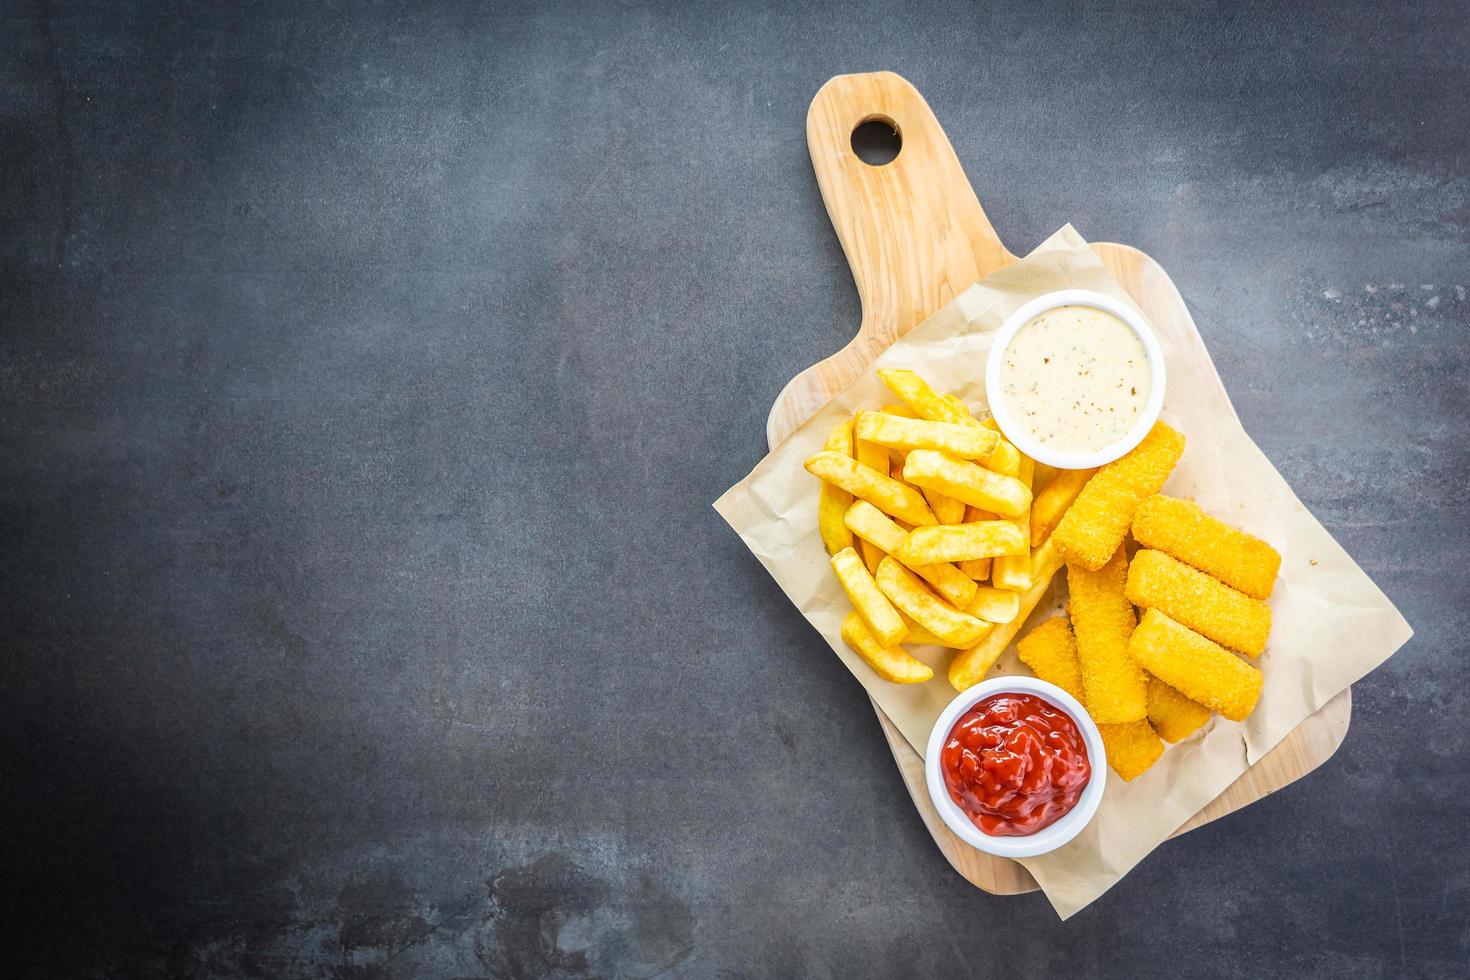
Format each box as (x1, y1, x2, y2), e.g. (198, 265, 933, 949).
(924, 676, 1107, 859)
(984, 288, 1166, 470)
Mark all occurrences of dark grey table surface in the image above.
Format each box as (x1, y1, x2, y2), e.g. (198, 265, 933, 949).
(4, 1, 1467, 977)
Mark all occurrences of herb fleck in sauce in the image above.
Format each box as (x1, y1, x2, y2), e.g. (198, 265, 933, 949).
(999, 305, 1151, 454)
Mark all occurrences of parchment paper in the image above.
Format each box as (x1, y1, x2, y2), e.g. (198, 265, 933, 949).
(713, 226, 1413, 919)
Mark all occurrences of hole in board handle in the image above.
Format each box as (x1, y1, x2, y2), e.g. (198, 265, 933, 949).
(851, 116, 901, 167)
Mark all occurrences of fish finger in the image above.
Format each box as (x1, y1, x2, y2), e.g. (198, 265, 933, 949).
(1131, 494, 1281, 600)
(1016, 617, 1085, 703)
(1068, 546, 1147, 724)
(1127, 609, 1263, 721)
(1126, 549, 1271, 657)
(1146, 675, 1212, 743)
(1098, 720, 1164, 781)
(1053, 421, 1185, 570)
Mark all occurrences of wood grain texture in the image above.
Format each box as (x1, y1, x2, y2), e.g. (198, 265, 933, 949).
(767, 71, 1352, 896)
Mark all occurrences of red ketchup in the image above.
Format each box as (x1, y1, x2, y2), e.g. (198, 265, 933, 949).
(940, 692, 1092, 837)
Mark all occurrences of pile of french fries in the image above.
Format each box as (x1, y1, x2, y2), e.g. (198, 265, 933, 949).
(803, 369, 1095, 688)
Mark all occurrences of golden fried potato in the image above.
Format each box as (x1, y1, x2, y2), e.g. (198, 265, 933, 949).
(902, 450, 1032, 518)
(875, 558, 988, 648)
(804, 451, 937, 527)
(1029, 466, 1096, 547)
(877, 369, 969, 424)
(947, 537, 1065, 690)
(977, 418, 1023, 476)
(840, 613, 933, 684)
(897, 611, 968, 648)
(856, 412, 1000, 460)
(921, 485, 968, 526)
(844, 502, 978, 607)
(958, 505, 996, 580)
(830, 547, 908, 646)
(817, 419, 856, 555)
(898, 520, 1027, 565)
(991, 455, 1036, 592)
(966, 587, 1021, 624)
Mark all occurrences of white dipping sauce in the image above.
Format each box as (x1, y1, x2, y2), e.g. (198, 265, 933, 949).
(997, 305, 1152, 455)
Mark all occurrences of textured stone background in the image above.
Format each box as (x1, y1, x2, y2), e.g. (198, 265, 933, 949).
(3, 1, 1466, 977)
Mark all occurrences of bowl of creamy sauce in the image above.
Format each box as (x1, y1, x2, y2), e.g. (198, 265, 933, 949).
(984, 289, 1166, 469)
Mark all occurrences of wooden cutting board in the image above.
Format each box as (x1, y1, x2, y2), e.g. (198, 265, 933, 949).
(766, 71, 1352, 895)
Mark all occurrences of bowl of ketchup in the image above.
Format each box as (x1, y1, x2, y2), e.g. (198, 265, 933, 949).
(924, 676, 1107, 858)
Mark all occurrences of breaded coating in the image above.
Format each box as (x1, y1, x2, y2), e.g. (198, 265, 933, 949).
(1126, 549, 1272, 657)
(1098, 720, 1164, 781)
(1068, 547, 1147, 724)
(1146, 675, 1212, 743)
(1127, 610, 1263, 721)
(1131, 494, 1281, 600)
(1016, 617, 1085, 703)
(1053, 421, 1185, 570)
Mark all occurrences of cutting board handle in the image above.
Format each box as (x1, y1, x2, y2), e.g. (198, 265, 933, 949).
(768, 71, 1016, 445)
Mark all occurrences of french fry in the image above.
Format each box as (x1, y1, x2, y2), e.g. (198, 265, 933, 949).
(902, 450, 1032, 518)
(958, 557, 991, 581)
(854, 424, 895, 573)
(830, 547, 908, 646)
(1015, 617, 1085, 702)
(1131, 494, 1282, 600)
(875, 372, 1019, 473)
(857, 538, 885, 574)
(803, 451, 937, 527)
(1033, 462, 1059, 492)
(921, 485, 968, 525)
(1053, 421, 1185, 570)
(875, 558, 988, 648)
(817, 419, 856, 555)
(898, 611, 969, 648)
(844, 502, 978, 607)
(978, 418, 1023, 476)
(854, 425, 892, 480)
(848, 438, 888, 570)
(1128, 609, 1263, 721)
(855, 412, 1000, 460)
(948, 537, 1065, 690)
(1068, 546, 1147, 724)
(898, 521, 1027, 565)
(878, 369, 968, 424)
(991, 455, 1036, 592)
(958, 505, 996, 580)
(1030, 467, 1096, 547)
(880, 403, 919, 418)
(840, 613, 933, 684)
(1146, 675, 1213, 743)
(1125, 549, 1271, 658)
(966, 586, 1021, 624)
(1098, 720, 1165, 781)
